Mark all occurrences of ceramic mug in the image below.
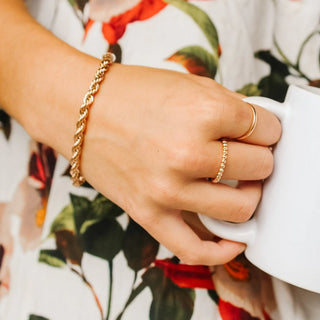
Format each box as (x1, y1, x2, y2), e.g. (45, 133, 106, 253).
(199, 84, 320, 293)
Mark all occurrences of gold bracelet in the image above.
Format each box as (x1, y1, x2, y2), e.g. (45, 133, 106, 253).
(70, 52, 115, 187)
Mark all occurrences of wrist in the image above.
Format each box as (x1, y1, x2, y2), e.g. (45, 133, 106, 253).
(24, 50, 103, 160)
(70, 53, 116, 186)
(0, 5, 106, 160)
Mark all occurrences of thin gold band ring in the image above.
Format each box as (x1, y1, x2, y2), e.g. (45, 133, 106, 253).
(237, 103, 257, 140)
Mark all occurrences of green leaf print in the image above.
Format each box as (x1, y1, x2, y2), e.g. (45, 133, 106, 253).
(123, 219, 159, 271)
(255, 50, 289, 101)
(164, 0, 220, 62)
(167, 45, 217, 78)
(142, 267, 195, 320)
(236, 83, 262, 97)
(28, 315, 50, 320)
(256, 50, 290, 77)
(258, 72, 289, 102)
(295, 30, 320, 71)
(115, 281, 148, 320)
(67, 0, 76, 6)
(91, 194, 123, 220)
(70, 194, 91, 235)
(39, 249, 67, 268)
(207, 289, 220, 305)
(55, 230, 83, 266)
(245, 28, 320, 100)
(49, 204, 75, 236)
(82, 218, 124, 261)
(47, 194, 125, 264)
(67, 0, 88, 11)
(80, 194, 123, 234)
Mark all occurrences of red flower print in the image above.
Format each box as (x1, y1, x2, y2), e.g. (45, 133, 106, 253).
(219, 299, 262, 320)
(263, 309, 272, 320)
(154, 259, 215, 289)
(28, 143, 57, 227)
(212, 258, 276, 320)
(224, 258, 250, 281)
(85, 0, 167, 44)
(102, 0, 167, 44)
(86, 0, 217, 44)
(28, 143, 56, 191)
(29, 151, 46, 190)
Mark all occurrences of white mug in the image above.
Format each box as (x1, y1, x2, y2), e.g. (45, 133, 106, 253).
(199, 84, 320, 293)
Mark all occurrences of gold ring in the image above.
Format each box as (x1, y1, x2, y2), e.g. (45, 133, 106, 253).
(237, 103, 257, 140)
(212, 140, 228, 183)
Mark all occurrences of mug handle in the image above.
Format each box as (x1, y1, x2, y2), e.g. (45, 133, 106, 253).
(198, 96, 286, 245)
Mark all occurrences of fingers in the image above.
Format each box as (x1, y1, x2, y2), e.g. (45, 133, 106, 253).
(185, 140, 273, 181)
(171, 181, 262, 222)
(215, 98, 281, 146)
(137, 208, 245, 266)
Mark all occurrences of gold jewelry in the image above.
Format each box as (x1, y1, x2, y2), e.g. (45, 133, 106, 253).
(212, 140, 228, 183)
(237, 103, 257, 140)
(70, 52, 116, 187)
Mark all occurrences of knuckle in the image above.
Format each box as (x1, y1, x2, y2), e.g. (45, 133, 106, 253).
(192, 86, 220, 117)
(196, 101, 222, 137)
(150, 178, 179, 207)
(201, 97, 220, 121)
(168, 145, 201, 172)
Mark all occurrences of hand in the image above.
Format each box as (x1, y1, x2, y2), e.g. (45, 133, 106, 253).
(0, 0, 281, 266)
(76, 64, 281, 265)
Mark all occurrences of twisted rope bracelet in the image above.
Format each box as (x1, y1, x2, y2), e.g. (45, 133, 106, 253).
(70, 52, 116, 187)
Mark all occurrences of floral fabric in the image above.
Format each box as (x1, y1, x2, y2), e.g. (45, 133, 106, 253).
(0, 0, 320, 319)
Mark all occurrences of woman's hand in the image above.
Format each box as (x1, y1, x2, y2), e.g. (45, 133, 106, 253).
(77, 64, 281, 265)
(0, 0, 281, 266)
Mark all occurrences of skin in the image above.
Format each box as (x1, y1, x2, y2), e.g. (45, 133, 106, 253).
(0, 0, 281, 265)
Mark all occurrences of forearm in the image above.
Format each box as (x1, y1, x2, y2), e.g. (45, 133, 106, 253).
(0, 0, 101, 159)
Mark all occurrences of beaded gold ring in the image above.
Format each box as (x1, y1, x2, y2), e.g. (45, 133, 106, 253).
(212, 140, 228, 183)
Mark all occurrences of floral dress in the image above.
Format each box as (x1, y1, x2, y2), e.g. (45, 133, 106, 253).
(0, 0, 320, 319)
